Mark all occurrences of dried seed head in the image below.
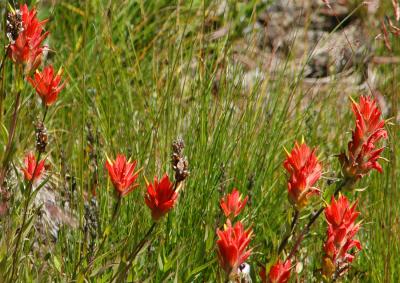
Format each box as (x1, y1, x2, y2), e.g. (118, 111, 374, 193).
(86, 122, 99, 197)
(246, 174, 254, 206)
(35, 120, 48, 153)
(84, 198, 99, 241)
(171, 137, 189, 182)
(175, 157, 189, 182)
(172, 137, 185, 156)
(6, 9, 23, 44)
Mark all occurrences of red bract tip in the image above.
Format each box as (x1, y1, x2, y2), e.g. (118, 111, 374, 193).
(339, 96, 387, 181)
(283, 141, 322, 210)
(220, 188, 248, 219)
(144, 174, 178, 221)
(8, 4, 49, 74)
(216, 220, 252, 276)
(322, 195, 361, 279)
(21, 151, 45, 182)
(28, 65, 66, 106)
(105, 154, 140, 197)
(268, 259, 292, 283)
(325, 195, 359, 230)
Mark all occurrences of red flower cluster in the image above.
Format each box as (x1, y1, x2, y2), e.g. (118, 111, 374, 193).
(322, 195, 361, 279)
(268, 259, 292, 283)
(8, 4, 49, 74)
(220, 188, 248, 219)
(21, 152, 45, 182)
(28, 65, 66, 106)
(339, 96, 387, 181)
(217, 187, 251, 278)
(216, 220, 252, 275)
(283, 142, 322, 210)
(259, 259, 291, 283)
(144, 174, 178, 221)
(105, 154, 140, 197)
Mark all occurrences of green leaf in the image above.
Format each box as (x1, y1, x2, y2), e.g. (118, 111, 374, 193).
(53, 256, 62, 273)
(185, 258, 216, 281)
(157, 252, 163, 271)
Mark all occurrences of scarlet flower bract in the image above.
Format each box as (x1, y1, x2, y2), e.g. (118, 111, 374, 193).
(324, 194, 359, 230)
(322, 195, 361, 279)
(8, 4, 49, 74)
(28, 65, 66, 106)
(105, 154, 139, 197)
(21, 152, 45, 182)
(220, 188, 248, 219)
(144, 174, 178, 221)
(283, 142, 322, 210)
(339, 96, 387, 181)
(268, 259, 292, 283)
(216, 220, 252, 275)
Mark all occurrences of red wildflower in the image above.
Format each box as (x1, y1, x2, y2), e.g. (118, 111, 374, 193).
(144, 174, 178, 221)
(8, 4, 49, 74)
(216, 220, 252, 276)
(220, 188, 248, 219)
(325, 194, 359, 230)
(28, 65, 66, 106)
(322, 195, 361, 279)
(105, 154, 140, 197)
(339, 96, 387, 182)
(283, 141, 322, 210)
(21, 152, 45, 182)
(268, 259, 292, 283)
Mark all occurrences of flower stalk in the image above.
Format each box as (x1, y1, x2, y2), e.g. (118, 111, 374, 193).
(277, 209, 299, 255)
(112, 222, 157, 283)
(286, 180, 345, 261)
(9, 106, 48, 282)
(0, 65, 23, 188)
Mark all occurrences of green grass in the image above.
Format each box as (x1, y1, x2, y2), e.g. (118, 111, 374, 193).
(0, 0, 398, 282)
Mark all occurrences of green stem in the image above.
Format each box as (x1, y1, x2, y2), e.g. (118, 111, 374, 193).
(112, 222, 157, 282)
(42, 106, 48, 122)
(277, 209, 299, 254)
(287, 181, 346, 260)
(9, 151, 43, 282)
(0, 47, 8, 126)
(0, 91, 21, 187)
(9, 105, 48, 281)
(0, 64, 23, 186)
(0, 47, 9, 75)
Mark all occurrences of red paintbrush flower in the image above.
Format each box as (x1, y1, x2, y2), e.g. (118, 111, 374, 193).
(8, 4, 49, 74)
(283, 141, 322, 210)
(325, 194, 359, 230)
(144, 174, 178, 221)
(105, 154, 140, 197)
(268, 259, 292, 283)
(220, 188, 248, 219)
(339, 96, 387, 182)
(28, 65, 66, 106)
(322, 195, 361, 279)
(216, 220, 252, 276)
(21, 151, 45, 182)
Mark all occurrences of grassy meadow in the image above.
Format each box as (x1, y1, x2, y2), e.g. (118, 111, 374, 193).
(0, 0, 399, 282)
